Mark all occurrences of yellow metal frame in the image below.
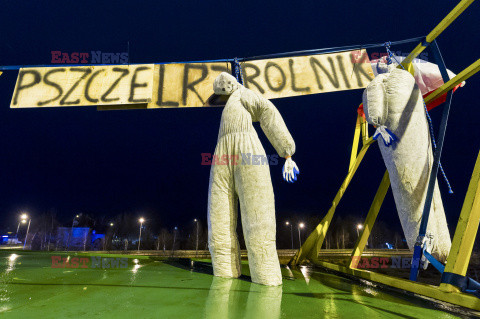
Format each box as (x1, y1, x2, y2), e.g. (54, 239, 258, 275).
(440, 149, 480, 293)
(290, 0, 480, 310)
(318, 150, 480, 308)
(291, 116, 480, 309)
(350, 170, 390, 268)
(316, 260, 480, 310)
(289, 115, 373, 266)
(401, 0, 475, 71)
(424, 58, 480, 104)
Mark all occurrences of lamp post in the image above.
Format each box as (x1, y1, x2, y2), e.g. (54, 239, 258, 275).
(23, 216, 31, 250)
(16, 222, 21, 237)
(172, 227, 178, 256)
(104, 222, 114, 251)
(286, 221, 294, 249)
(71, 214, 80, 231)
(67, 214, 80, 250)
(110, 222, 115, 242)
(138, 218, 145, 251)
(194, 219, 199, 257)
(356, 224, 363, 237)
(298, 223, 305, 248)
(16, 213, 28, 237)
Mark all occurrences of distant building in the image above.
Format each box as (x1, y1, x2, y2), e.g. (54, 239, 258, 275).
(1, 235, 22, 245)
(56, 227, 105, 250)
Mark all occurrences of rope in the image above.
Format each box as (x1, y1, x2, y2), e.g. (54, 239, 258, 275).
(242, 36, 424, 62)
(384, 41, 393, 65)
(0, 36, 425, 71)
(233, 57, 244, 85)
(384, 42, 454, 194)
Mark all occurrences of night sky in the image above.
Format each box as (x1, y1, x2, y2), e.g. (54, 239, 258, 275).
(0, 1, 479, 238)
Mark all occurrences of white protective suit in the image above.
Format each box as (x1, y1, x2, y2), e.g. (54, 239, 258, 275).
(362, 64, 451, 261)
(208, 72, 295, 286)
(205, 277, 282, 319)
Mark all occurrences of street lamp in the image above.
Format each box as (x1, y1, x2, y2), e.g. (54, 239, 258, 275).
(21, 215, 31, 250)
(16, 214, 28, 237)
(194, 219, 199, 257)
(138, 218, 145, 251)
(298, 223, 305, 248)
(110, 222, 115, 239)
(356, 224, 363, 237)
(172, 227, 178, 255)
(16, 213, 28, 241)
(103, 223, 115, 250)
(72, 214, 80, 228)
(67, 214, 80, 250)
(286, 221, 294, 249)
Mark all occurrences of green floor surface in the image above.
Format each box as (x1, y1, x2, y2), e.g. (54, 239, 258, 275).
(0, 251, 465, 318)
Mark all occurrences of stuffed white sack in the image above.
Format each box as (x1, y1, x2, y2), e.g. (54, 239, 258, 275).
(362, 63, 451, 261)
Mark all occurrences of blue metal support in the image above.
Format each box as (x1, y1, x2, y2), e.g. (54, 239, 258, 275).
(410, 40, 453, 281)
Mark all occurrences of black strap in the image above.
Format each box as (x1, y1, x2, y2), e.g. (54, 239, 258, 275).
(441, 272, 480, 298)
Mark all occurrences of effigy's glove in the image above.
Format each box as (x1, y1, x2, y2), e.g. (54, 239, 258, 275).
(282, 157, 300, 183)
(373, 126, 399, 147)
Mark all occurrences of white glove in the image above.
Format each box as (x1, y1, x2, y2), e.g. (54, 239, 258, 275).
(373, 125, 399, 147)
(282, 157, 300, 183)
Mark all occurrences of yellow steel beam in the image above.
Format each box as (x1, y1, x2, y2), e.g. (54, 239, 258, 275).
(315, 260, 480, 311)
(439, 149, 480, 293)
(424, 0, 475, 44)
(401, 0, 475, 69)
(424, 58, 480, 104)
(289, 136, 375, 265)
(305, 215, 330, 264)
(350, 170, 390, 268)
(360, 116, 369, 142)
(349, 115, 362, 172)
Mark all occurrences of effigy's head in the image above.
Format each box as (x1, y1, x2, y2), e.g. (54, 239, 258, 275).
(213, 72, 240, 95)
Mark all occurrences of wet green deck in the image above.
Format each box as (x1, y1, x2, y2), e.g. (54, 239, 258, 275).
(0, 251, 462, 318)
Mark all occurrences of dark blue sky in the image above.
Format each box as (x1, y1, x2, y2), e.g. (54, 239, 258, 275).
(0, 1, 479, 235)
